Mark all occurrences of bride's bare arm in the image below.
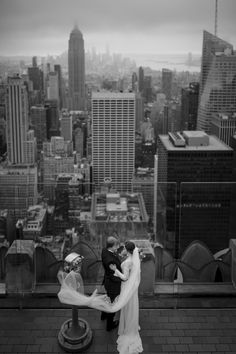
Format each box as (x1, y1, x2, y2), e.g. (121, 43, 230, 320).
(111, 262, 131, 281)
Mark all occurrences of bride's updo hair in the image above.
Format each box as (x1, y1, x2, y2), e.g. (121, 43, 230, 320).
(124, 241, 135, 254)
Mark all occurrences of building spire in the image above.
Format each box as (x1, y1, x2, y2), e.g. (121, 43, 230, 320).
(74, 20, 78, 30)
(215, 0, 218, 36)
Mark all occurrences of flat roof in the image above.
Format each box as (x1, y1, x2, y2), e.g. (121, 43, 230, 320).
(182, 131, 208, 138)
(92, 192, 148, 222)
(159, 134, 233, 151)
(92, 92, 136, 99)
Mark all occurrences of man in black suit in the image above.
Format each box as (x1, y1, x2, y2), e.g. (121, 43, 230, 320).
(101, 236, 121, 331)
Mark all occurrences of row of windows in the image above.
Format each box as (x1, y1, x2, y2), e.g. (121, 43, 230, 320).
(93, 159, 134, 161)
(92, 114, 135, 117)
(92, 147, 135, 150)
(92, 100, 135, 103)
(93, 102, 135, 104)
(93, 156, 134, 158)
(92, 121, 134, 123)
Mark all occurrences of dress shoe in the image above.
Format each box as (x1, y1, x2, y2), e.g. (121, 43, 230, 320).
(106, 320, 119, 332)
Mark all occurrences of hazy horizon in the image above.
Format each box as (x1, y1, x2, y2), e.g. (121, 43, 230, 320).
(0, 0, 235, 57)
(0, 52, 202, 59)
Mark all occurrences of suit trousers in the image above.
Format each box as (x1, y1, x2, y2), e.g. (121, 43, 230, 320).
(102, 291, 118, 329)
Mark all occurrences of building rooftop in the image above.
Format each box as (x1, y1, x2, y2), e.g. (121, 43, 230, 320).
(159, 133, 233, 151)
(213, 112, 236, 120)
(0, 306, 236, 353)
(182, 131, 208, 139)
(92, 92, 136, 99)
(91, 192, 148, 223)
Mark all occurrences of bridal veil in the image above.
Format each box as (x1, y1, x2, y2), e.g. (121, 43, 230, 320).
(57, 247, 140, 313)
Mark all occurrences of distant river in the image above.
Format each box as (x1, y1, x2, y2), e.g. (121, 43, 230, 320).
(127, 53, 201, 72)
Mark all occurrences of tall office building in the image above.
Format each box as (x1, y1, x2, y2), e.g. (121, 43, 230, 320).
(44, 99, 60, 139)
(28, 56, 44, 104)
(138, 67, 144, 94)
(0, 118, 6, 155)
(0, 165, 38, 221)
(6, 75, 36, 165)
(181, 82, 199, 130)
(30, 105, 47, 153)
(47, 72, 59, 102)
(61, 113, 72, 142)
(211, 112, 236, 146)
(74, 127, 84, 157)
(131, 72, 138, 92)
(157, 131, 233, 256)
(135, 93, 144, 132)
(68, 25, 85, 111)
(163, 101, 181, 133)
(32, 56, 37, 68)
(54, 64, 62, 109)
(162, 68, 172, 100)
(41, 137, 74, 200)
(28, 56, 44, 91)
(0, 83, 6, 154)
(0, 83, 6, 120)
(197, 31, 236, 133)
(92, 92, 136, 191)
(143, 76, 153, 103)
(229, 134, 236, 236)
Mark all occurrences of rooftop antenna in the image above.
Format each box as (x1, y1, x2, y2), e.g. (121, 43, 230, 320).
(74, 19, 78, 30)
(215, 0, 218, 36)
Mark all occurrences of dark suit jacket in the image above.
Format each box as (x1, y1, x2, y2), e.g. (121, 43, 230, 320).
(101, 248, 122, 297)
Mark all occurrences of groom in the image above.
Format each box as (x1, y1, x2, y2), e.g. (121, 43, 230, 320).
(101, 236, 122, 331)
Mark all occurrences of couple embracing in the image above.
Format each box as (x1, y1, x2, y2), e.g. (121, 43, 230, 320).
(58, 236, 143, 354)
(101, 236, 143, 353)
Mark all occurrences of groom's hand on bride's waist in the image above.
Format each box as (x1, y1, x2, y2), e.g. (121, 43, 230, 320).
(109, 263, 116, 271)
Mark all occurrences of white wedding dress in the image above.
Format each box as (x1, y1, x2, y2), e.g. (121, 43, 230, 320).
(58, 247, 143, 354)
(115, 257, 143, 354)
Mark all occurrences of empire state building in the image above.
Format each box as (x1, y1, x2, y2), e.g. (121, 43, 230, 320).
(68, 25, 85, 111)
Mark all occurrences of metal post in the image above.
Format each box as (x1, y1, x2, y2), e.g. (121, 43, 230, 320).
(58, 253, 93, 352)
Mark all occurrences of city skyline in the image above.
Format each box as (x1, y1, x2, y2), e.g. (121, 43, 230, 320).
(0, 0, 235, 56)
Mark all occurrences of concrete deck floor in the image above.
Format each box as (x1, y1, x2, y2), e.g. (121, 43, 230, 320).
(0, 307, 236, 354)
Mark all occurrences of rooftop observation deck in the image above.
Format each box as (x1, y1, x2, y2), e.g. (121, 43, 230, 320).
(1, 279, 236, 354)
(0, 180, 236, 353)
(1, 306, 236, 354)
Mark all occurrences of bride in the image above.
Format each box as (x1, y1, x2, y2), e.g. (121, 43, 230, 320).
(58, 240, 143, 354)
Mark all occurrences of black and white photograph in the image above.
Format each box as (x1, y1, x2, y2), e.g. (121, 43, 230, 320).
(0, 0, 236, 353)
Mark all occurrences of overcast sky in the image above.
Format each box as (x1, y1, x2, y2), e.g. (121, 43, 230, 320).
(0, 0, 235, 56)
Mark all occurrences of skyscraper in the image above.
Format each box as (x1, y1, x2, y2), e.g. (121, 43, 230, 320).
(54, 64, 62, 109)
(211, 112, 236, 146)
(181, 82, 199, 130)
(143, 76, 153, 103)
(131, 72, 138, 92)
(74, 127, 84, 157)
(162, 68, 172, 100)
(47, 71, 59, 102)
(135, 93, 144, 132)
(30, 105, 47, 153)
(0, 165, 38, 221)
(92, 92, 136, 192)
(138, 67, 144, 94)
(61, 113, 72, 142)
(157, 131, 233, 256)
(197, 31, 236, 133)
(68, 25, 85, 111)
(28, 56, 44, 92)
(28, 56, 44, 104)
(6, 75, 35, 165)
(44, 99, 60, 139)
